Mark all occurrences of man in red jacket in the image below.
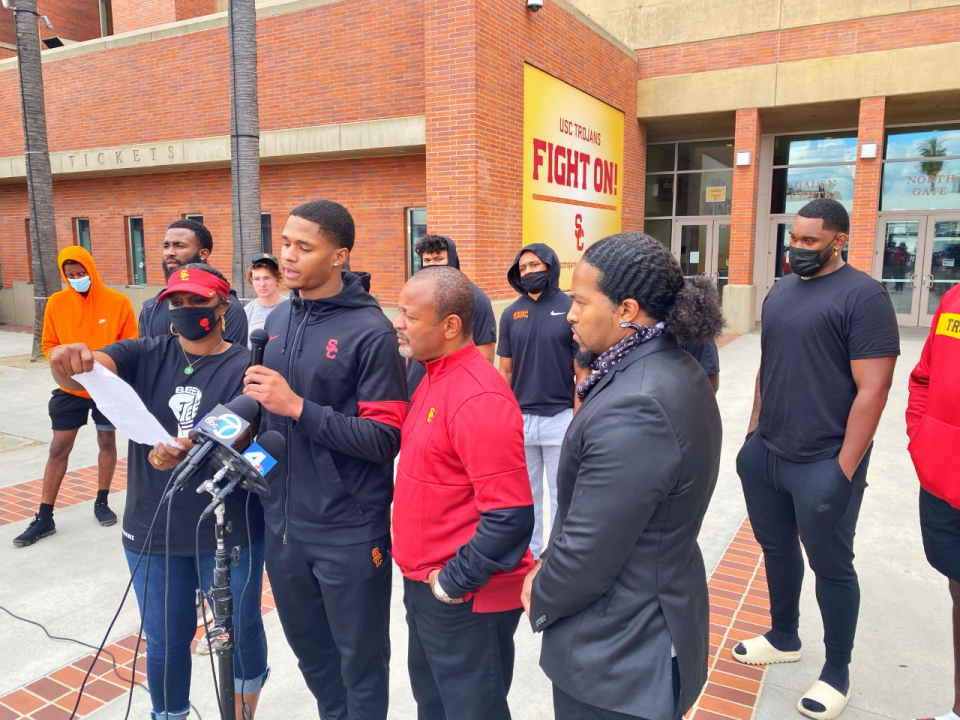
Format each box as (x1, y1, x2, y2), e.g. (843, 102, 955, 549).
(392, 265, 535, 720)
(907, 283, 960, 720)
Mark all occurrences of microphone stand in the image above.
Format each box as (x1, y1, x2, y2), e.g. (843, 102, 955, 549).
(197, 469, 240, 720)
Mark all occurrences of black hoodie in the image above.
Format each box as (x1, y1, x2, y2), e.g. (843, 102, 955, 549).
(406, 236, 497, 400)
(259, 272, 408, 545)
(497, 243, 578, 416)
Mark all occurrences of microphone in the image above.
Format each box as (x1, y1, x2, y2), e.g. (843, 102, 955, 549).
(250, 329, 269, 367)
(199, 430, 284, 519)
(169, 395, 260, 493)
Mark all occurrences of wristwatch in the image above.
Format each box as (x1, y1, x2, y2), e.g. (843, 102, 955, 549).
(433, 576, 458, 604)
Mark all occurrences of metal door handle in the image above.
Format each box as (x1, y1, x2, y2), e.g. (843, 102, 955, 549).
(928, 275, 935, 289)
(909, 272, 917, 289)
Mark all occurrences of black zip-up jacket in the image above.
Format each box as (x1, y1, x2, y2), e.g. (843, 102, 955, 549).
(259, 272, 408, 545)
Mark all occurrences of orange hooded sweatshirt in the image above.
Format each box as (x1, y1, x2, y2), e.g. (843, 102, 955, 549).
(42, 246, 138, 398)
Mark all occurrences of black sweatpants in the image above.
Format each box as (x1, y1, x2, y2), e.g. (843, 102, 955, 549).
(265, 530, 392, 720)
(403, 578, 522, 720)
(736, 433, 871, 666)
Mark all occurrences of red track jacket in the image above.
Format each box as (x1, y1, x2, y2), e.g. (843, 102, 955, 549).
(393, 343, 535, 613)
(907, 284, 960, 509)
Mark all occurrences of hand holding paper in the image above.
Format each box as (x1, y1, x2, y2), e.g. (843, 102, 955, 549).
(74, 363, 175, 447)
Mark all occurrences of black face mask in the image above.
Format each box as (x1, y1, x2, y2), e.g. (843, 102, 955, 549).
(788, 244, 836, 278)
(519, 270, 549, 295)
(170, 306, 219, 341)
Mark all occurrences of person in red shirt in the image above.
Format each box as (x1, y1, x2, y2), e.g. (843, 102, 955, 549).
(907, 283, 960, 720)
(391, 265, 535, 720)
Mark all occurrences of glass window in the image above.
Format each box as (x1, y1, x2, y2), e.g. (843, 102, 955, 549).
(771, 165, 855, 214)
(100, 0, 113, 36)
(644, 219, 672, 250)
(75, 219, 91, 252)
(260, 213, 272, 254)
(881, 159, 960, 211)
(407, 208, 427, 276)
(677, 141, 734, 171)
(184, 213, 203, 224)
(676, 171, 733, 216)
(645, 175, 674, 217)
(128, 217, 146, 285)
(646, 144, 675, 173)
(884, 124, 960, 161)
(773, 132, 858, 166)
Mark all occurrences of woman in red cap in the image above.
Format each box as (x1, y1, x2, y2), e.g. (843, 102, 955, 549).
(48, 264, 268, 720)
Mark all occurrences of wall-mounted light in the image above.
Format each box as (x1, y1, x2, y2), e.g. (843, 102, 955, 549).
(735, 151, 752, 167)
(860, 142, 878, 159)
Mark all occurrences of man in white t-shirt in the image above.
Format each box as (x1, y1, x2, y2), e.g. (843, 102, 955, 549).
(244, 253, 288, 342)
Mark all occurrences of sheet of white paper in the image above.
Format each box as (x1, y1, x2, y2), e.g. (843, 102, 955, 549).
(74, 363, 174, 446)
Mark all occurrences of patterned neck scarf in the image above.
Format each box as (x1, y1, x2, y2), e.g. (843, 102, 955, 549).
(576, 322, 665, 401)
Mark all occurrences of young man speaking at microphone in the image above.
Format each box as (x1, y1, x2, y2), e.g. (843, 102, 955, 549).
(243, 200, 407, 720)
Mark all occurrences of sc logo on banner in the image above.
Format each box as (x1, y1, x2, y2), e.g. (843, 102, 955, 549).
(575, 214, 585, 251)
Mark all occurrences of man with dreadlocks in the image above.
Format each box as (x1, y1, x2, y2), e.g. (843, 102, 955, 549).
(522, 232, 725, 720)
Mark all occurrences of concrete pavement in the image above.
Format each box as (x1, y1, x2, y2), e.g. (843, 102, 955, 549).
(0, 325, 951, 720)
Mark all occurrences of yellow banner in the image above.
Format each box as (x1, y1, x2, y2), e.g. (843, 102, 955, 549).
(935, 312, 960, 339)
(522, 65, 625, 290)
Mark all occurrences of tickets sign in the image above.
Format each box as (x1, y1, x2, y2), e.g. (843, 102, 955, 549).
(522, 64, 625, 290)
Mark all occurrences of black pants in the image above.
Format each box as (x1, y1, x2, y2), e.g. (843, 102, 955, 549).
(403, 578, 521, 720)
(553, 657, 681, 720)
(737, 433, 870, 666)
(265, 531, 392, 720)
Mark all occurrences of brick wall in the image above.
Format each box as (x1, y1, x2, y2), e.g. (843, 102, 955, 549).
(0, 0, 424, 156)
(637, 6, 960, 79)
(849, 97, 885, 272)
(0, 155, 426, 303)
(424, 0, 643, 299)
(0, 0, 103, 48)
(730, 109, 761, 286)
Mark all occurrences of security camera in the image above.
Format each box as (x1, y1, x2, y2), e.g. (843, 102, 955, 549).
(527, 0, 543, 11)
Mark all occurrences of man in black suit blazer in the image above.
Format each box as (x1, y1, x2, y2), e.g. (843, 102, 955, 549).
(522, 233, 725, 720)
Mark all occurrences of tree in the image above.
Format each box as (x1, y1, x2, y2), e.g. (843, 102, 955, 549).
(8, 0, 61, 358)
(228, 0, 261, 300)
(917, 137, 948, 195)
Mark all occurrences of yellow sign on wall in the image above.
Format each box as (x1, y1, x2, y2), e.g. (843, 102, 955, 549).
(523, 64, 625, 290)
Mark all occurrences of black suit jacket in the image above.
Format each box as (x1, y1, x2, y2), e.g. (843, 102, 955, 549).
(529, 334, 721, 719)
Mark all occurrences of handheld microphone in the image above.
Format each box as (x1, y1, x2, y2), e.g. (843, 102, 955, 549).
(199, 430, 284, 519)
(250, 329, 269, 367)
(169, 395, 260, 493)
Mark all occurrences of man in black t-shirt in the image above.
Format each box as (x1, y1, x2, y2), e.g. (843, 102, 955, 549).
(732, 199, 899, 720)
(498, 243, 586, 560)
(405, 234, 497, 399)
(139, 219, 248, 346)
(679, 339, 720, 394)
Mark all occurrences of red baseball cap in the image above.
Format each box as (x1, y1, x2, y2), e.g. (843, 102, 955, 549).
(157, 267, 230, 302)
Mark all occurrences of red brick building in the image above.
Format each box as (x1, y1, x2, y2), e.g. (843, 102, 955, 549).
(2, 0, 959, 332)
(0, 0, 642, 324)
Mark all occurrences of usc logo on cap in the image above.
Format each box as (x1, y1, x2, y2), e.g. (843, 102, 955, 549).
(180, 269, 190, 281)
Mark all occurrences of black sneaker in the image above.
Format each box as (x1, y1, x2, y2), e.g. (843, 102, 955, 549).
(94, 502, 118, 527)
(13, 514, 56, 547)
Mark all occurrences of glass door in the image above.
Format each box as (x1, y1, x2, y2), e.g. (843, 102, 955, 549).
(920, 218, 960, 326)
(876, 216, 923, 325)
(672, 219, 729, 288)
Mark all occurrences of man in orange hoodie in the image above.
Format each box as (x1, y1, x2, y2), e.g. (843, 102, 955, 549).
(14, 247, 138, 547)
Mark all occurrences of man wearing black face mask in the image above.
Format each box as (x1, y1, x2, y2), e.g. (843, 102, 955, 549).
(732, 199, 899, 720)
(498, 244, 587, 561)
(139, 219, 248, 346)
